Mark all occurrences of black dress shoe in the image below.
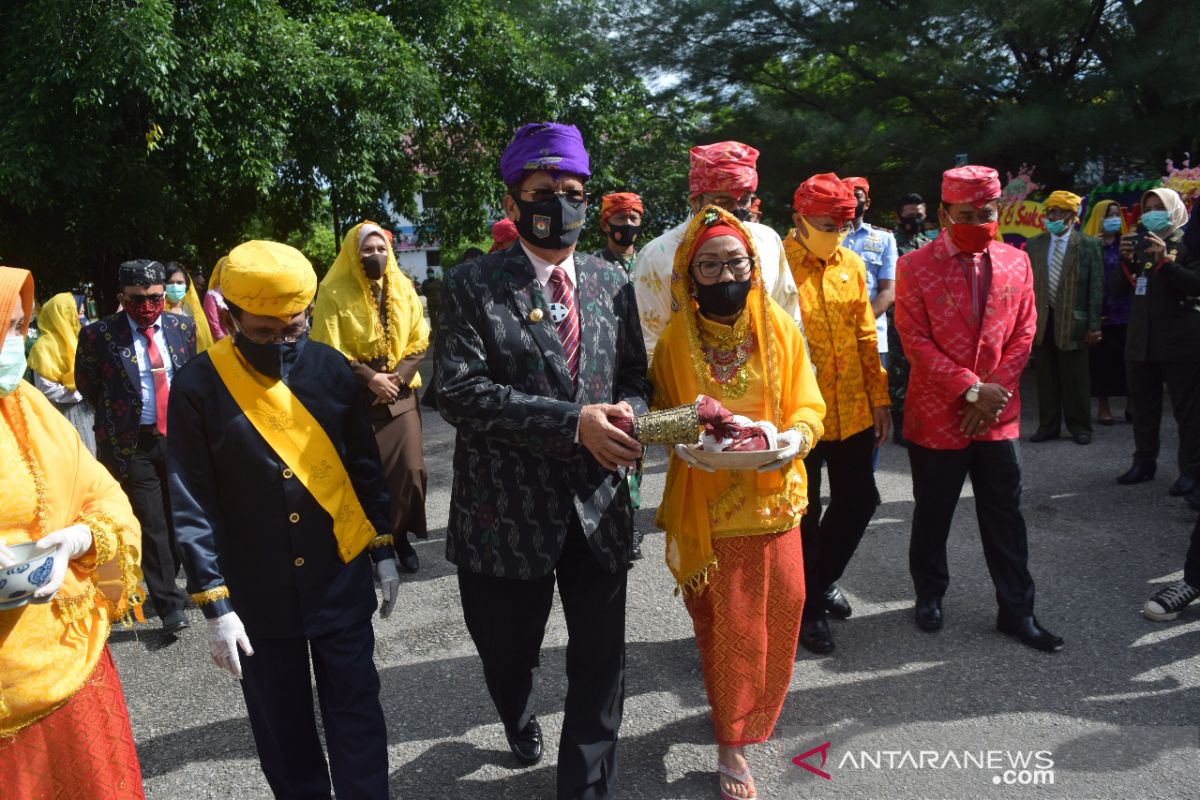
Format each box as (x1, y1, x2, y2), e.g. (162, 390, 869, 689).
(1029, 429, 1060, 443)
(1117, 463, 1156, 485)
(823, 584, 852, 619)
(1072, 432, 1092, 445)
(629, 529, 644, 561)
(914, 597, 943, 632)
(996, 614, 1063, 652)
(506, 716, 543, 766)
(1168, 476, 1196, 497)
(161, 609, 190, 635)
(395, 535, 420, 573)
(799, 618, 835, 654)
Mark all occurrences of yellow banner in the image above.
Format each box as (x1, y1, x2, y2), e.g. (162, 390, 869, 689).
(999, 200, 1046, 244)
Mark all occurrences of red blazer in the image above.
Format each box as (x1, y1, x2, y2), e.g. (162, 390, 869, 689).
(894, 235, 1036, 450)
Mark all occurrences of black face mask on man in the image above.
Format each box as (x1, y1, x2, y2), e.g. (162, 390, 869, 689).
(854, 200, 866, 220)
(899, 214, 926, 234)
(235, 331, 307, 380)
(693, 279, 751, 318)
(513, 195, 586, 249)
(608, 223, 641, 247)
(361, 253, 387, 280)
(732, 207, 752, 223)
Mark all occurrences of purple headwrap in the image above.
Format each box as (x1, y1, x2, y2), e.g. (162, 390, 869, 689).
(499, 123, 591, 186)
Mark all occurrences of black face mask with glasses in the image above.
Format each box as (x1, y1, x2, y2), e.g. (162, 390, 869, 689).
(512, 187, 587, 249)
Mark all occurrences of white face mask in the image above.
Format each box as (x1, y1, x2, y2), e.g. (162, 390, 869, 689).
(0, 334, 28, 397)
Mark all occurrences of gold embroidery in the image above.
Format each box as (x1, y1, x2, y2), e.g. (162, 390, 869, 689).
(368, 534, 395, 550)
(190, 585, 230, 606)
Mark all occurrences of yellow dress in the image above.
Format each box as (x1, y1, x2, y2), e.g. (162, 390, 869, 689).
(0, 386, 142, 735)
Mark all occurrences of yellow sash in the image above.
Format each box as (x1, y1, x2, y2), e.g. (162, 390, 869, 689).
(207, 338, 376, 563)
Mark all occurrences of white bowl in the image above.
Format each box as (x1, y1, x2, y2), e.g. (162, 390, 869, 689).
(682, 444, 789, 471)
(0, 542, 56, 610)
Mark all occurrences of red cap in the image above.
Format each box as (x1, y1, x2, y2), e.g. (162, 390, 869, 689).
(941, 165, 1001, 208)
(601, 192, 644, 221)
(793, 173, 858, 223)
(687, 222, 750, 265)
(843, 176, 870, 196)
(489, 218, 519, 252)
(688, 142, 759, 197)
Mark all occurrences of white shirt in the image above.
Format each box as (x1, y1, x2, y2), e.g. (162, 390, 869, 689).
(127, 315, 175, 426)
(630, 217, 803, 359)
(519, 241, 578, 290)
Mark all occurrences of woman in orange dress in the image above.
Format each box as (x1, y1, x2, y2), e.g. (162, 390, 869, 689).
(650, 207, 825, 799)
(0, 266, 145, 800)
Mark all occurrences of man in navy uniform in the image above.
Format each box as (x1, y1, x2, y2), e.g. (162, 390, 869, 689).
(168, 240, 400, 799)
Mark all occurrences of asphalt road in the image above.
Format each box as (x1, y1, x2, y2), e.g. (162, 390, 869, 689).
(114, 368, 1200, 799)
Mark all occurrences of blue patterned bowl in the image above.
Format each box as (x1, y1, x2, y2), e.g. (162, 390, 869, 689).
(0, 542, 56, 610)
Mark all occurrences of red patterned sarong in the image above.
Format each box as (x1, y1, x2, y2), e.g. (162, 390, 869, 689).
(0, 646, 145, 800)
(683, 527, 805, 746)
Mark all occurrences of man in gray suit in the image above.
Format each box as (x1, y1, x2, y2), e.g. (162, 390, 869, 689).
(435, 122, 650, 800)
(1028, 190, 1103, 445)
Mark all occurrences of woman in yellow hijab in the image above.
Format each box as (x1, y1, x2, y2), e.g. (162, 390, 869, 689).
(164, 261, 215, 351)
(0, 267, 146, 799)
(312, 222, 430, 572)
(650, 206, 825, 800)
(27, 292, 96, 454)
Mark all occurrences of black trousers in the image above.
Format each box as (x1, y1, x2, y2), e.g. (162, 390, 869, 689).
(1127, 359, 1200, 479)
(240, 620, 388, 800)
(457, 525, 627, 800)
(121, 429, 187, 615)
(1184, 514, 1200, 589)
(908, 440, 1036, 618)
(1034, 309, 1092, 436)
(801, 426, 877, 620)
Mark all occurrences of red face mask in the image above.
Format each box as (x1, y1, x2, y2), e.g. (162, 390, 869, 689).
(126, 295, 165, 328)
(948, 220, 998, 255)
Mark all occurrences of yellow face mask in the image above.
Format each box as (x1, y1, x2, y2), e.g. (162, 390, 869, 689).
(795, 221, 844, 262)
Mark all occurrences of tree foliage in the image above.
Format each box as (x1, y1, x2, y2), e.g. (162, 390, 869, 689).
(626, 0, 1200, 224)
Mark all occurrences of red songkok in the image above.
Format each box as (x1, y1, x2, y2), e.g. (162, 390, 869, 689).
(941, 165, 1001, 208)
(601, 192, 645, 221)
(688, 142, 760, 197)
(843, 176, 870, 196)
(686, 221, 749, 265)
(792, 173, 858, 224)
(489, 218, 519, 253)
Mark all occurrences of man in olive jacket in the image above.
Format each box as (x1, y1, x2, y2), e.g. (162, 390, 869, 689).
(1028, 190, 1103, 445)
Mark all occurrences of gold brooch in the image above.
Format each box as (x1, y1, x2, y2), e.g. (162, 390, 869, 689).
(528, 308, 544, 323)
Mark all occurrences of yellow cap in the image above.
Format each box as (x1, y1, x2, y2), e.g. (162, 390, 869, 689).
(221, 241, 317, 318)
(1044, 190, 1082, 212)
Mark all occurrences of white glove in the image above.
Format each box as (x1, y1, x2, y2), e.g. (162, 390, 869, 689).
(207, 611, 254, 679)
(376, 558, 400, 619)
(31, 524, 93, 602)
(674, 443, 716, 472)
(757, 429, 804, 473)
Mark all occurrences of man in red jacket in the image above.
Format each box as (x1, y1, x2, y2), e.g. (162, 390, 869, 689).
(894, 165, 1063, 652)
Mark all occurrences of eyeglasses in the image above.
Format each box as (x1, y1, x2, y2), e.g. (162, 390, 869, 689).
(515, 188, 588, 205)
(127, 294, 164, 304)
(692, 257, 753, 280)
(233, 319, 308, 345)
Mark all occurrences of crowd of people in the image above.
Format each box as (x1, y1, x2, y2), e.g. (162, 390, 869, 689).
(1, 120, 1198, 800)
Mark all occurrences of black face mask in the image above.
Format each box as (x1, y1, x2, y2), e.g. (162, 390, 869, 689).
(899, 215, 926, 234)
(513, 195, 586, 249)
(732, 207, 752, 222)
(235, 333, 307, 380)
(608, 223, 641, 248)
(854, 200, 866, 219)
(693, 279, 751, 318)
(361, 254, 387, 280)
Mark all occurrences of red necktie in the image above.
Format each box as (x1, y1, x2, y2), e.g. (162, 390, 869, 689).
(138, 325, 170, 436)
(548, 267, 579, 382)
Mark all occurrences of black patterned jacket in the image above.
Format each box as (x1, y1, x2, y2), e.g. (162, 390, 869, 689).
(75, 312, 197, 482)
(435, 244, 651, 579)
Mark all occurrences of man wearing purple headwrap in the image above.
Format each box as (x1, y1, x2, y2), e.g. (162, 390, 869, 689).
(435, 122, 650, 799)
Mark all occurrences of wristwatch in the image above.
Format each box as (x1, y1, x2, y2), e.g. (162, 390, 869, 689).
(965, 381, 982, 404)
